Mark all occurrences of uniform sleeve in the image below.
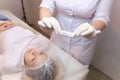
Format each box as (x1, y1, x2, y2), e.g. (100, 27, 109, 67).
(39, 0, 56, 14)
(92, 0, 114, 25)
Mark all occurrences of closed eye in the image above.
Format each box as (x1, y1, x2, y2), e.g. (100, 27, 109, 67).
(32, 57, 36, 63)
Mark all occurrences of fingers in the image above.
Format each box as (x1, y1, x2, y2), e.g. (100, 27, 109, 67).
(38, 18, 52, 28)
(38, 17, 62, 34)
(73, 23, 101, 39)
(50, 17, 61, 34)
(0, 20, 17, 32)
(0, 20, 16, 27)
(42, 18, 52, 28)
(92, 30, 101, 37)
(38, 20, 46, 27)
(81, 27, 94, 36)
(0, 24, 13, 32)
(73, 23, 89, 37)
(95, 30, 101, 34)
(73, 25, 88, 37)
(0, 20, 12, 26)
(5, 22, 16, 27)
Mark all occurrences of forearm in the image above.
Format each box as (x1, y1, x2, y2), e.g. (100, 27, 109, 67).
(92, 20, 106, 31)
(39, 7, 53, 20)
(39, 7, 54, 35)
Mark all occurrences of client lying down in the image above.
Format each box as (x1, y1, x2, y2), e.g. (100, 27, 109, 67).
(0, 15, 56, 80)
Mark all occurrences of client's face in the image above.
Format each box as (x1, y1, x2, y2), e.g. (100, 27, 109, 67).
(24, 48, 48, 67)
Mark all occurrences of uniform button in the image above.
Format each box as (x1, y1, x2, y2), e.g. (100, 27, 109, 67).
(68, 9, 73, 12)
(70, 9, 73, 11)
(65, 9, 73, 12)
(66, 9, 73, 16)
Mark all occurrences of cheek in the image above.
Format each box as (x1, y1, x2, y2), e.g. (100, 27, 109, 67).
(32, 57, 41, 67)
(33, 55, 48, 67)
(25, 55, 33, 67)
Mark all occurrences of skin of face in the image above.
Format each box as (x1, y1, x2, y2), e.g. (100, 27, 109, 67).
(24, 48, 48, 67)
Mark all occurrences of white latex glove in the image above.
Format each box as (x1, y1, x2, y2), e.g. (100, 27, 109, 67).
(73, 23, 101, 39)
(38, 17, 61, 34)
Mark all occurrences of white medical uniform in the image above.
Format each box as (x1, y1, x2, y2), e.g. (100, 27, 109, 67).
(40, 0, 113, 65)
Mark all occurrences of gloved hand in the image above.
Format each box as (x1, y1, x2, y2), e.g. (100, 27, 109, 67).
(73, 23, 101, 39)
(38, 17, 62, 34)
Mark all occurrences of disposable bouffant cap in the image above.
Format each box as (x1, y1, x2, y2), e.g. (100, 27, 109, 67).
(25, 58, 56, 80)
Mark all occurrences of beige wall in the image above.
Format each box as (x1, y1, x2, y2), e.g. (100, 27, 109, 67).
(92, 0, 120, 80)
(0, 0, 23, 19)
(23, 0, 41, 27)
